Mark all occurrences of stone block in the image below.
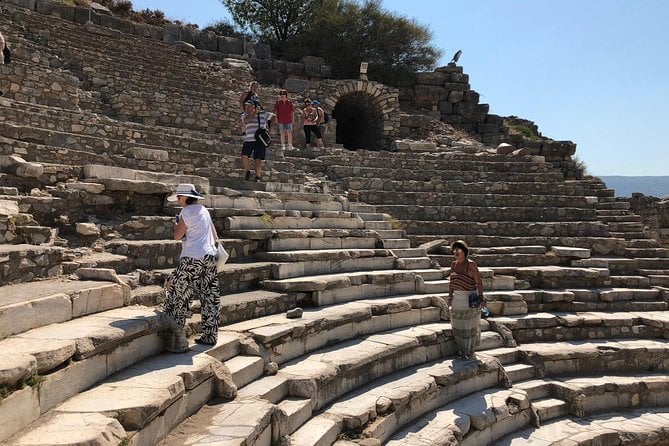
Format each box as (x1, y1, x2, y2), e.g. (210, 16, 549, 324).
(0, 293, 72, 339)
(0, 386, 40, 443)
(218, 35, 244, 54)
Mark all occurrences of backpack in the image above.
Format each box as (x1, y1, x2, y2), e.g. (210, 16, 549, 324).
(3, 47, 11, 64)
(322, 112, 330, 124)
(254, 113, 271, 148)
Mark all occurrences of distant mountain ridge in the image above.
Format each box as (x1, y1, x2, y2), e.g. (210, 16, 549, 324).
(599, 176, 669, 198)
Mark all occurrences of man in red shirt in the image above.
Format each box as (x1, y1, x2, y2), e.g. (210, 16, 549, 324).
(273, 89, 295, 152)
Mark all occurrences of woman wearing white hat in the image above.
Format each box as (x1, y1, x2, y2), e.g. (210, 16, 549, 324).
(162, 183, 221, 352)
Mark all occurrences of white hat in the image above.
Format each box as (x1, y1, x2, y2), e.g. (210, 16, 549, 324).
(167, 183, 204, 201)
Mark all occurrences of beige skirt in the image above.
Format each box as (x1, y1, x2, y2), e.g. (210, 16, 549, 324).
(450, 290, 481, 356)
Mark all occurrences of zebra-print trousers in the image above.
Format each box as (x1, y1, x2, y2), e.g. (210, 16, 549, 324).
(163, 254, 221, 344)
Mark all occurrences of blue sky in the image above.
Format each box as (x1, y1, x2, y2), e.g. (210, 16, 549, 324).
(130, 0, 667, 176)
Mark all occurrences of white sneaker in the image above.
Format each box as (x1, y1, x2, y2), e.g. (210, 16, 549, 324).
(281, 144, 286, 150)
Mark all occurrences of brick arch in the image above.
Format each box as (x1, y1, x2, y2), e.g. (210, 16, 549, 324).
(306, 79, 400, 150)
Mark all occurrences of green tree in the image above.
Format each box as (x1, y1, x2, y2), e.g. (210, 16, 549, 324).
(291, 0, 441, 84)
(219, 0, 328, 44)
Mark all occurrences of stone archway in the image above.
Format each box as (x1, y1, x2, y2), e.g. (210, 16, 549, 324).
(332, 91, 384, 150)
(303, 79, 400, 151)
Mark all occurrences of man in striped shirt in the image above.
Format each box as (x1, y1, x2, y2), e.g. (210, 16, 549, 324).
(240, 101, 274, 182)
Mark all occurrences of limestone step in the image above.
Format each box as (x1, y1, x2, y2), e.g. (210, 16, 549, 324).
(497, 407, 669, 445)
(513, 265, 611, 289)
(396, 256, 437, 270)
(609, 275, 650, 287)
(519, 338, 669, 376)
(504, 363, 537, 383)
(649, 275, 669, 286)
(290, 355, 506, 446)
(340, 177, 610, 196)
(0, 278, 127, 339)
(363, 220, 393, 230)
(409, 235, 626, 257)
(225, 214, 362, 230)
(405, 220, 610, 238)
(610, 230, 648, 240)
(225, 355, 264, 389)
(83, 164, 210, 191)
(269, 256, 396, 280)
(627, 238, 662, 248)
(4, 332, 243, 446)
(256, 248, 389, 263)
(532, 397, 569, 422)
(380, 238, 411, 249)
(385, 386, 532, 446)
(391, 247, 427, 258)
(373, 229, 406, 239)
(222, 292, 443, 366)
(492, 310, 669, 344)
(0, 305, 164, 443)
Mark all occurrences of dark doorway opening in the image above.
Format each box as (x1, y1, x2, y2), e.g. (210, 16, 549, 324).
(333, 92, 384, 150)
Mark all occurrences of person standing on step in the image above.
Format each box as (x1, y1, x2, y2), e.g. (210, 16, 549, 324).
(273, 89, 295, 152)
(0, 31, 6, 96)
(313, 100, 330, 145)
(241, 100, 274, 182)
(448, 239, 485, 360)
(162, 183, 221, 351)
(239, 80, 260, 111)
(301, 98, 323, 148)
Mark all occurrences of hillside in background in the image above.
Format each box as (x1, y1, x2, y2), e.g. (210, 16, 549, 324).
(600, 176, 669, 198)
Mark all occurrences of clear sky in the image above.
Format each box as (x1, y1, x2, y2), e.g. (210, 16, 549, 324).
(129, 0, 667, 176)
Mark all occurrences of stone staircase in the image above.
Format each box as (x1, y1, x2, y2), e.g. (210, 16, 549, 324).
(1, 1, 669, 445)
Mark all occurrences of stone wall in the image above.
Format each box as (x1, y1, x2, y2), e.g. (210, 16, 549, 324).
(0, 0, 331, 86)
(628, 193, 669, 247)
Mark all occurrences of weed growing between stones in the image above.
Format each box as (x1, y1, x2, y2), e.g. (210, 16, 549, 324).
(260, 213, 273, 224)
(389, 217, 406, 230)
(25, 373, 45, 388)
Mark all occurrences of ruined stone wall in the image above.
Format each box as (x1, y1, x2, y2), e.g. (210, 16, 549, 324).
(628, 193, 669, 247)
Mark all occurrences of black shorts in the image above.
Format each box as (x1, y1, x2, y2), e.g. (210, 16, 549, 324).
(241, 141, 266, 160)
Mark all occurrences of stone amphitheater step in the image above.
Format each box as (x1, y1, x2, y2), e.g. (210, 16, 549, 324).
(496, 406, 669, 445)
(324, 165, 566, 184)
(83, 164, 210, 192)
(225, 213, 363, 231)
(405, 220, 610, 239)
(410, 235, 627, 257)
(0, 120, 240, 167)
(358, 191, 599, 208)
(597, 199, 631, 210)
(262, 269, 427, 306)
(375, 204, 598, 223)
(516, 373, 669, 424)
(339, 177, 614, 197)
(0, 277, 128, 340)
(384, 386, 533, 446)
(4, 330, 245, 446)
(491, 310, 669, 344)
(518, 288, 667, 312)
(504, 265, 611, 289)
(625, 246, 669, 258)
(257, 248, 389, 263)
(0, 305, 163, 443)
(520, 338, 669, 375)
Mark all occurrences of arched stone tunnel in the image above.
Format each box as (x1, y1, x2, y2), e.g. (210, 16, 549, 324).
(332, 91, 385, 151)
(303, 79, 400, 152)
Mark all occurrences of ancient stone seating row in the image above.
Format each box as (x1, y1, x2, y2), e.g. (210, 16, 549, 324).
(5, 3, 238, 93)
(338, 176, 614, 197)
(497, 407, 669, 445)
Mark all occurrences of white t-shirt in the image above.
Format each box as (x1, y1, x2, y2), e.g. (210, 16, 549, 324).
(179, 204, 217, 259)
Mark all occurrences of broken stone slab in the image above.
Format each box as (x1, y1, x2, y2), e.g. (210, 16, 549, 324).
(76, 222, 100, 236)
(64, 181, 105, 194)
(0, 199, 20, 216)
(83, 164, 209, 191)
(124, 147, 169, 162)
(7, 412, 126, 446)
(551, 246, 591, 259)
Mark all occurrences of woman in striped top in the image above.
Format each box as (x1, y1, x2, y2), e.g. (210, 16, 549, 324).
(448, 240, 485, 360)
